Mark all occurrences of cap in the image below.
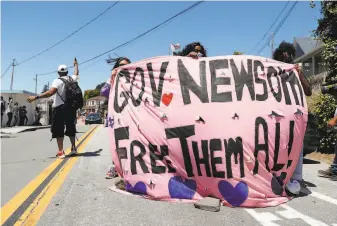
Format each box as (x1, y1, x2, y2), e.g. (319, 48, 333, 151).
(57, 64, 68, 73)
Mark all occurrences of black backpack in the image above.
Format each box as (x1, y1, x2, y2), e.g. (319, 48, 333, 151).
(58, 77, 84, 110)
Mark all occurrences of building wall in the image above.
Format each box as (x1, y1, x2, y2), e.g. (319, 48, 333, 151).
(1, 93, 35, 126)
(36, 98, 53, 126)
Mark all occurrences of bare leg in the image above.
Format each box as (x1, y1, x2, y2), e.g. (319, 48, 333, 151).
(57, 137, 64, 152)
(69, 136, 76, 149)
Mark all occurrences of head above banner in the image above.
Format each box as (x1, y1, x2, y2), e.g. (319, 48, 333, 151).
(108, 55, 308, 208)
(174, 42, 207, 58)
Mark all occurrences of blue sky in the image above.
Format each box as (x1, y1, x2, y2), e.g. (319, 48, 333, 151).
(1, 1, 321, 93)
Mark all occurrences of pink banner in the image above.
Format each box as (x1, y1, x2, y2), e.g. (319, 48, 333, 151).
(107, 56, 308, 208)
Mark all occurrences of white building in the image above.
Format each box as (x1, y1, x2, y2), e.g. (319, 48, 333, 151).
(1, 90, 55, 126)
(1, 90, 37, 126)
(83, 96, 107, 115)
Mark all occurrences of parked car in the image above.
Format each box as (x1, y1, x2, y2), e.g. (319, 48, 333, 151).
(85, 113, 103, 125)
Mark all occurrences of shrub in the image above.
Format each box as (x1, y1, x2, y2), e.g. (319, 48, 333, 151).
(307, 92, 337, 153)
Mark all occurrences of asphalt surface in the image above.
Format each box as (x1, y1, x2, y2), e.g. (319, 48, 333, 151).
(2, 125, 337, 225)
(1, 125, 93, 206)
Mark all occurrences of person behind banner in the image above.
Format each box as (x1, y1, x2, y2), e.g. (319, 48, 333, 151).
(103, 56, 131, 179)
(273, 41, 312, 195)
(100, 57, 131, 99)
(174, 42, 207, 59)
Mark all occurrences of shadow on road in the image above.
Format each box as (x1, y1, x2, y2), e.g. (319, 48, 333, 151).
(293, 180, 317, 198)
(303, 158, 321, 164)
(0, 135, 16, 138)
(48, 149, 103, 159)
(72, 149, 103, 157)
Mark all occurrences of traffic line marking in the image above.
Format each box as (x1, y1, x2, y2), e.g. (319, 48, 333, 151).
(1, 125, 99, 226)
(310, 191, 337, 206)
(245, 209, 282, 226)
(14, 125, 99, 226)
(278, 204, 329, 226)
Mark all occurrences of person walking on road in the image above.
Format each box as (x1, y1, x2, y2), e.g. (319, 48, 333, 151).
(33, 107, 41, 126)
(19, 105, 27, 126)
(12, 102, 19, 127)
(27, 58, 83, 159)
(6, 97, 14, 127)
(1, 96, 6, 127)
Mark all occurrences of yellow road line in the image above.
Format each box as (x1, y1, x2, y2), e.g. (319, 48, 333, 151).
(14, 126, 99, 226)
(1, 126, 97, 225)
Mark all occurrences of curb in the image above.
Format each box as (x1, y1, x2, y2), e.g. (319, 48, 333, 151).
(0, 126, 51, 134)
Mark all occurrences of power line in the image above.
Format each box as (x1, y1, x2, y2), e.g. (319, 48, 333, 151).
(16, 1, 120, 66)
(257, 1, 298, 55)
(38, 0, 204, 76)
(249, 1, 290, 54)
(1, 63, 13, 79)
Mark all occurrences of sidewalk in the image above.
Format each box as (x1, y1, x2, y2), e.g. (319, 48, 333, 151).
(0, 125, 50, 134)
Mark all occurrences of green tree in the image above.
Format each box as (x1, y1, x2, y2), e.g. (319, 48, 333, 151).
(233, 51, 244, 55)
(314, 1, 337, 84)
(83, 89, 100, 102)
(308, 93, 337, 153)
(310, 1, 337, 153)
(95, 82, 105, 91)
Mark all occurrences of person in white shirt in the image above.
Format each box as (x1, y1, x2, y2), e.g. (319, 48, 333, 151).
(6, 97, 13, 127)
(28, 58, 79, 159)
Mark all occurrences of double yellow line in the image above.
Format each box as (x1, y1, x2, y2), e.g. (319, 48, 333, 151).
(1, 125, 99, 226)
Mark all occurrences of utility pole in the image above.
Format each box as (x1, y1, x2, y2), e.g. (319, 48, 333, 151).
(270, 32, 275, 57)
(10, 59, 15, 97)
(33, 74, 38, 108)
(34, 74, 38, 95)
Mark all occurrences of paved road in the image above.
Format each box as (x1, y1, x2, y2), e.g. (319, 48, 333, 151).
(1, 125, 93, 206)
(2, 125, 337, 226)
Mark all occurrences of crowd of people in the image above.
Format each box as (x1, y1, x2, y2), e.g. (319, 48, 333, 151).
(22, 41, 336, 195)
(0, 96, 38, 127)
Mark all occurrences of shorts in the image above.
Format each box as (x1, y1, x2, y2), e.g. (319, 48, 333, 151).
(51, 104, 76, 138)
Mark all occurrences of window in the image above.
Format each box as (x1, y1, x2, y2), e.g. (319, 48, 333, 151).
(302, 58, 313, 77)
(314, 55, 326, 75)
(91, 101, 95, 106)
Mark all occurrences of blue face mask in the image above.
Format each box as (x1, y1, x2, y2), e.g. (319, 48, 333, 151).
(197, 52, 203, 57)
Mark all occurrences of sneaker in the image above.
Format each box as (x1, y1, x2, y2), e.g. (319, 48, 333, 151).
(330, 174, 337, 181)
(286, 180, 301, 195)
(56, 151, 65, 159)
(106, 166, 117, 179)
(318, 167, 333, 178)
(70, 147, 77, 156)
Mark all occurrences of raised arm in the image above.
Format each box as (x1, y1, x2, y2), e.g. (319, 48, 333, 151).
(73, 58, 79, 76)
(295, 64, 312, 96)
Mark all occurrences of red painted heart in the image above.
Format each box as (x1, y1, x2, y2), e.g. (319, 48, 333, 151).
(162, 93, 173, 106)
